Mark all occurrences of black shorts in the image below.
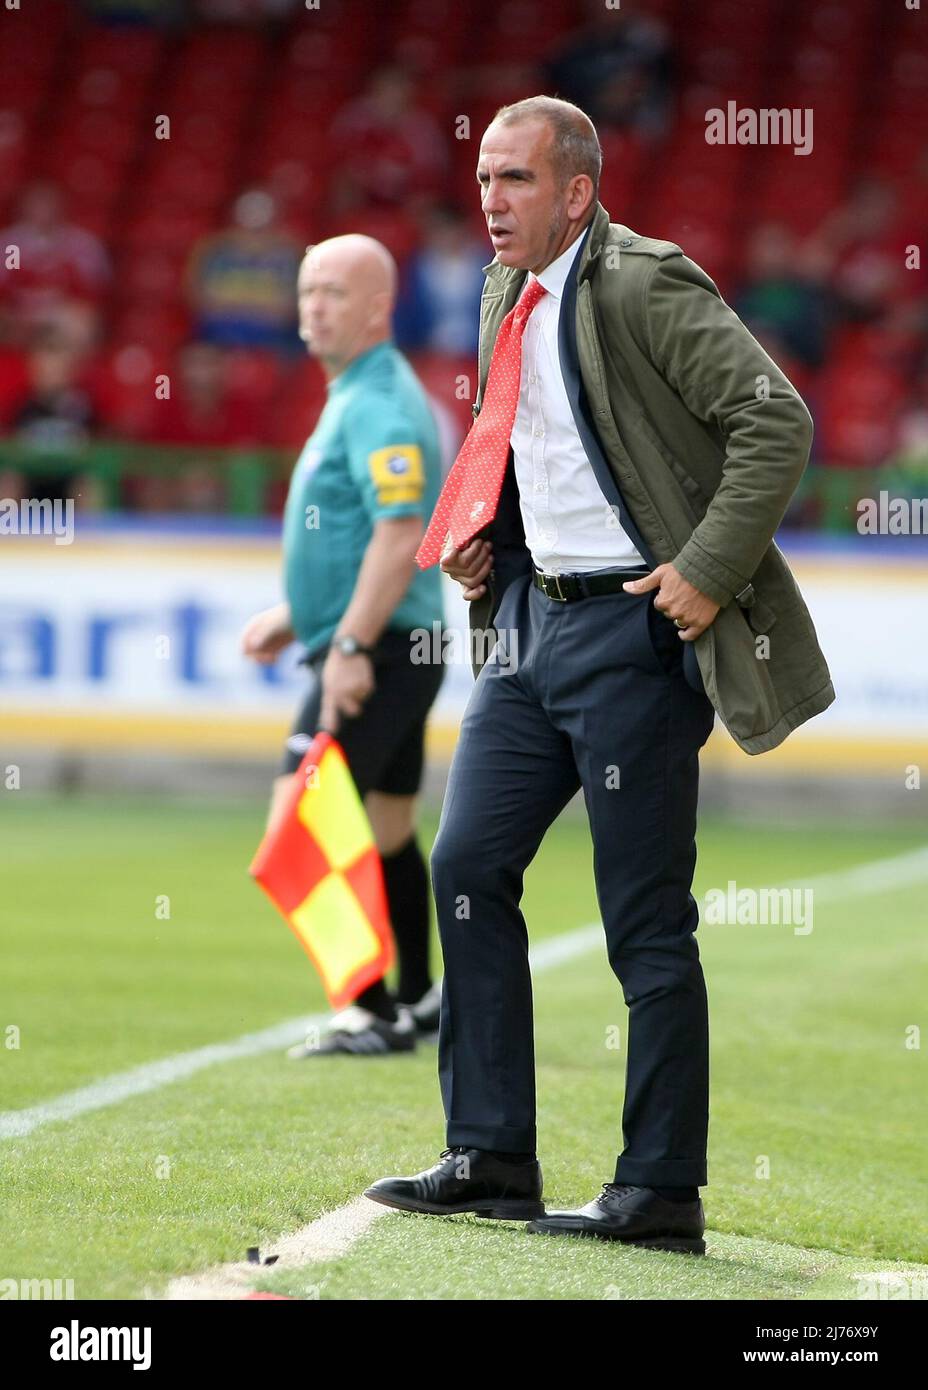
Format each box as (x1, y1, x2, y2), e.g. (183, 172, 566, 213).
(279, 628, 446, 796)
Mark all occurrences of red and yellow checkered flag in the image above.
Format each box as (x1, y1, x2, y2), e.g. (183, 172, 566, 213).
(249, 732, 395, 1009)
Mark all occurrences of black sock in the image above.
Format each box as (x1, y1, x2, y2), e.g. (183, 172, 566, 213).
(487, 1149, 536, 1164)
(382, 834, 432, 1003)
(652, 1186, 699, 1202)
(354, 978, 397, 1023)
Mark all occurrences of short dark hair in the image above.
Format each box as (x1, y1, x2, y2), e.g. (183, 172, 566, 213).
(491, 95, 602, 197)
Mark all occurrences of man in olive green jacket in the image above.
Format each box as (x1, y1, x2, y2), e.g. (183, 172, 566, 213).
(465, 198, 835, 756)
(366, 95, 835, 1248)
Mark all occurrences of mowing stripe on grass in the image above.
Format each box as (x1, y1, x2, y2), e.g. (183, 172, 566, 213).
(3, 843, 926, 1144)
(0, 925, 602, 1141)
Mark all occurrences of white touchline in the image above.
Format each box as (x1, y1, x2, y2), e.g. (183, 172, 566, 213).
(3, 843, 927, 1144)
(162, 1196, 391, 1301)
(0, 1015, 328, 1141)
(0, 925, 601, 1142)
(778, 844, 928, 902)
(162, 926, 604, 1300)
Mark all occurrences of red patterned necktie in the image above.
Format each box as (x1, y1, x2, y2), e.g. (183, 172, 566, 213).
(415, 275, 547, 569)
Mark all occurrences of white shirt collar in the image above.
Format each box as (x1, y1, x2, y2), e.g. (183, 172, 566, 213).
(530, 224, 590, 302)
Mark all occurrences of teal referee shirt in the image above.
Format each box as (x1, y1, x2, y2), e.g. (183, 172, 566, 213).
(282, 340, 445, 659)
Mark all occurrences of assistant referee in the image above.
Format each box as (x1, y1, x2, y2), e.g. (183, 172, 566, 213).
(241, 234, 446, 1057)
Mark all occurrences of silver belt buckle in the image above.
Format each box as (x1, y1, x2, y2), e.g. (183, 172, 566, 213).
(539, 570, 565, 601)
(536, 568, 567, 601)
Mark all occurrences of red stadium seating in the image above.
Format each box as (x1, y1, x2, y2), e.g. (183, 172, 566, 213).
(0, 0, 922, 493)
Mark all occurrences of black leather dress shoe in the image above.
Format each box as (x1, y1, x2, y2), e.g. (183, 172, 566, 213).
(364, 1147, 545, 1220)
(525, 1183, 705, 1255)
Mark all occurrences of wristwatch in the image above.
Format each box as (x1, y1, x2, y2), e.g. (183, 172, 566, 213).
(331, 633, 374, 658)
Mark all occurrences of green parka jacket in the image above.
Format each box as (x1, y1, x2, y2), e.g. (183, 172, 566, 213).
(467, 200, 836, 755)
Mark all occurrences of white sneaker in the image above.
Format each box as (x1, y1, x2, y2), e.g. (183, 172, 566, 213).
(286, 1005, 417, 1058)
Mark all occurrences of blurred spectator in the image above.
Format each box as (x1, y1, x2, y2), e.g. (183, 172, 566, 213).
(185, 188, 303, 354)
(131, 341, 265, 513)
(393, 202, 486, 357)
(7, 334, 99, 451)
(808, 177, 910, 327)
(0, 183, 109, 350)
(734, 224, 831, 370)
(1, 331, 105, 507)
(543, 0, 674, 139)
(148, 341, 262, 448)
(329, 66, 449, 214)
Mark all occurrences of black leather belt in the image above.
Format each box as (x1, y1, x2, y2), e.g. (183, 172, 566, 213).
(532, 566, 652, 602)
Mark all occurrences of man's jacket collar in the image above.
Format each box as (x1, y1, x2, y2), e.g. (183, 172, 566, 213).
(481, 200, 611, 288)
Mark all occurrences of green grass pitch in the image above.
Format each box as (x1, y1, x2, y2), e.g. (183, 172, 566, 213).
(1, 794, 926, 1300)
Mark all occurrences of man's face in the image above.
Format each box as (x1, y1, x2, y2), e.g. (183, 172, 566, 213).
(476, 118, 572, 275)
(297, 249, 377, 366)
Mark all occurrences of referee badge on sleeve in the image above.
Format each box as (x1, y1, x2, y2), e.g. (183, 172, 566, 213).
(367, 444, 425, 506)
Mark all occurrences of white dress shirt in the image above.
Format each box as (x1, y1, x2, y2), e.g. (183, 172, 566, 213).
(509, 233, 644, 573)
